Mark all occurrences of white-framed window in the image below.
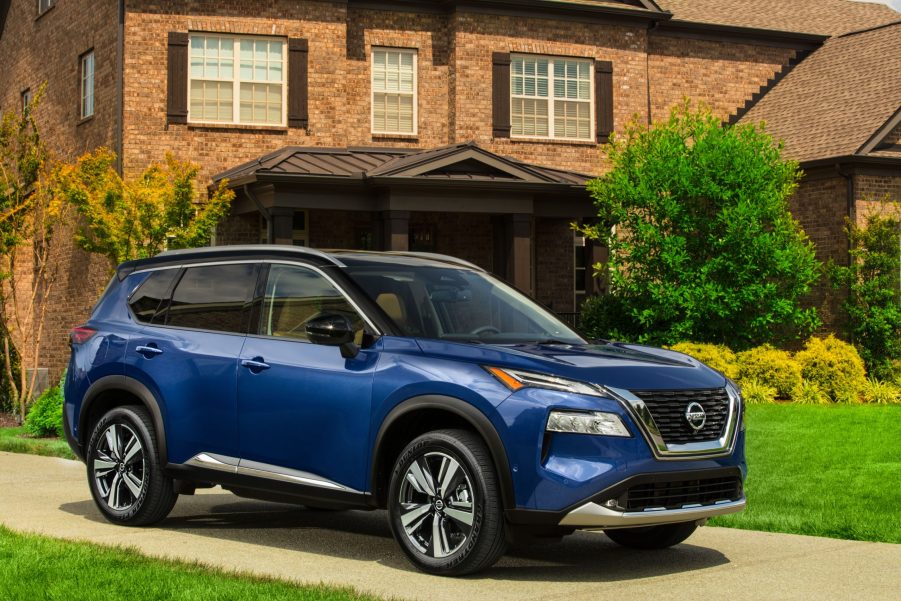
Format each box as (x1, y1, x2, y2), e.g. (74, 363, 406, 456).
(80, 51, 95, 119)
(371, 48, 417, 135)
(189, 34, 286, 126)
(38, 0, 54, 15)
(511, 55, 593, 141)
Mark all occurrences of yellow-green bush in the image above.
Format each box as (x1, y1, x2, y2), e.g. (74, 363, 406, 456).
(740, 379, 777, 404)
(667, 342, 739, 379)
(862, 378, 901, 405)
(736, 345, 802, 399)
(794, 335, 867, 403)
(790, 380, 830, 405)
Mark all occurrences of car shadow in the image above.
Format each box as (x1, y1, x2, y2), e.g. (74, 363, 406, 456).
(60, 492, 730, 582)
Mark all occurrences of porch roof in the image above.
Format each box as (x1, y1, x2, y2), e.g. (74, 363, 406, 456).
(212, 142, 594, 190)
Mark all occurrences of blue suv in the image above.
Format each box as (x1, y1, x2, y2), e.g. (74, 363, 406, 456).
(64, 246, 745, 575)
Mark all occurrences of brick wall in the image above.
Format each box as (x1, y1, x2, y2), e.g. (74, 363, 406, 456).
(648, 35, 796, 122)
(0, 0, 119, 382)
(534, 218, 575, 312)
(790, 171, 850, 326)
(855, 172, 901, 225)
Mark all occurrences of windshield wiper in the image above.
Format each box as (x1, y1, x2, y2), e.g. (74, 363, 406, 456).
(532, 339, 572, 345)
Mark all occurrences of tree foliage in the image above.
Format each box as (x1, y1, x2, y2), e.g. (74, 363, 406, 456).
(579, 102, 821, 348)
(0, 86, 67, 421)
(57, 148, 234, 266)
(830, 207, 901, 380)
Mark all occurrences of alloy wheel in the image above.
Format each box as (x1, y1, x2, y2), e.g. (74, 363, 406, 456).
(92, 423, 146, 511)
(397, 451, 476, 558)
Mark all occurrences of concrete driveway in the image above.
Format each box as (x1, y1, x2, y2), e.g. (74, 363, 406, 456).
(1, 451, 899, 600)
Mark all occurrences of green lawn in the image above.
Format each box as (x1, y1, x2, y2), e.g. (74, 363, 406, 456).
(0, 426, 75, 460)
(710, 404, 901, 544)
(0, 526, 385, 601)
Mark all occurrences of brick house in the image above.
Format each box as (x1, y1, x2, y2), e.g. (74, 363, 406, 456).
(0, 0, 899, 381)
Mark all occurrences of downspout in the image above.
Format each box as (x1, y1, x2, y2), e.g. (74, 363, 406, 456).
(645, 21, 658, 126)
(244, 184, 272, 244)
(116, 0, 125, 174)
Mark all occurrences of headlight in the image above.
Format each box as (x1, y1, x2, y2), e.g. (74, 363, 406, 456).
(486, 367, 631, 437)
(486, 367, 607, 397)
(546, 410, 631, 437)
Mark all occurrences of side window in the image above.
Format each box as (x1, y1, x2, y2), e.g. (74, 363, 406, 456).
(167, 264, 256, 333)
(129, 269, 180, 324)
(259, 264, 364, 341)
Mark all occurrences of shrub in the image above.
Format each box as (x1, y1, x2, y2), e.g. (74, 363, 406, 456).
(736, 345, 802, 399)
(578, 101, 821, 348)
(794, 335, 867, 403)
(740, 379, 777, 404)
(862, 378, 901, 405)
(790, 380, 830, 405)
(829, 209, 901, 381)
(667, 342, 739, 379)
(24, 384, 64, 438)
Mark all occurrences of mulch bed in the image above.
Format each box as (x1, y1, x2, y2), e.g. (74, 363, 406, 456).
(0, 412, 21, 428)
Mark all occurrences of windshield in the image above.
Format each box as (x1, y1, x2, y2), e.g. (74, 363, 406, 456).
(344, 264, 585, 345)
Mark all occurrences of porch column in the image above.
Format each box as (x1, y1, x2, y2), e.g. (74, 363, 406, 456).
(506, 213, 533, 296)
(381, 210, 410, 251)
(270, 208, 294, 245)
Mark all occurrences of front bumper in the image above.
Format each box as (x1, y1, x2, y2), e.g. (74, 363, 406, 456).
(560, 497, 745, 528)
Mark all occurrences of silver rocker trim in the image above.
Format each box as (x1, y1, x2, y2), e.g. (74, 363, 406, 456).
(183, 453, 360, 493)
(559, 497, 746, 528)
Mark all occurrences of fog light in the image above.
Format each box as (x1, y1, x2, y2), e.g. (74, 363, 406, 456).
(546, 411, 630, 437)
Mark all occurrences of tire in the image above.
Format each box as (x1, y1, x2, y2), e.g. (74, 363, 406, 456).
(86, 405, 177, 526)
(387, 429, 507, 576)
(604, 521, 698, 549)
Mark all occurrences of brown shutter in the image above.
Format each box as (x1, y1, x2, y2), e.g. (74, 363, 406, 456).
(492, 52, 511, 138)
(288, 38, 309, 128)
(166, 32, 189, 124)
(595, 60, 614, 144)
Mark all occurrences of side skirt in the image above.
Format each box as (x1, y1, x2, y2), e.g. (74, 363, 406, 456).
(165, 453, 376, 510)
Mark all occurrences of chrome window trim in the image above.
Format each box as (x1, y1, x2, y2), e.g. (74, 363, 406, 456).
(606, 385, 740, 460)
(126, 258, 382, 337)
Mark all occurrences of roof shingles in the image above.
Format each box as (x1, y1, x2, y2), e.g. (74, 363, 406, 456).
(739, 22, 901, 163)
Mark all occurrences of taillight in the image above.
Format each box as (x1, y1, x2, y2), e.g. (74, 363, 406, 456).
(70, 326, 97, 345)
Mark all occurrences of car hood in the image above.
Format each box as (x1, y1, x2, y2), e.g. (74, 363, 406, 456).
(415, 339, 727, 391)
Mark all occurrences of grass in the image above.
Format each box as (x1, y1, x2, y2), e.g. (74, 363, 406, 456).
(0, 526, 385, 601)
(710, 403, 901, 544)
(0, 426, 75, 460)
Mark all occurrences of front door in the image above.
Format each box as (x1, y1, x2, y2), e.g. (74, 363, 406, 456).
(237, 263, 378, 493)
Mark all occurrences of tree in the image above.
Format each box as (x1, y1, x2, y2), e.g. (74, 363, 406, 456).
(0, 87, 68, 422)
(578, 102, 821, 348)
(830, 206, 901, 380)
(57, 148, 234, 266)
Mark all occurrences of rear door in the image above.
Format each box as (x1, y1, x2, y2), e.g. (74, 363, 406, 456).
(125, 263, 258, 465)
(236, 262, 378, 492)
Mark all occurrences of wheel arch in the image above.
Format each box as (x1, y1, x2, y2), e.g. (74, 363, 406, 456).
(370, 395, 515, 511)
(79, 375, 168, 464)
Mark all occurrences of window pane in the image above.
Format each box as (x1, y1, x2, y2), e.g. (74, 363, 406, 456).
(372, 49, 416, 133)
(239, 83, 282, 124)
(129, 269, 179, 324)
(260, 265, 364, 341)
(167, 264, 256, 333)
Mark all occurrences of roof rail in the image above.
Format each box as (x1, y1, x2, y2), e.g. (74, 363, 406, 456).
(157, 245, 345, 266)
(381, 251, 486, 272)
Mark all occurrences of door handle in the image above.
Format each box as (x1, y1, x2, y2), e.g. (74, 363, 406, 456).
(241, 358, 270, 372)
(135, 345, 163, 358)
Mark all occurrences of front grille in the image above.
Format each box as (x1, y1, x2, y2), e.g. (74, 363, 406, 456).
(631, 388, 731, 444)
(622, 476, 742, 511)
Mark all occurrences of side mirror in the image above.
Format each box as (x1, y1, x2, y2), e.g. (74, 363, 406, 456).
(305, 313, 359, 359)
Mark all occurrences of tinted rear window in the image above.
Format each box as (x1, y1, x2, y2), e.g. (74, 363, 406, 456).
(129, 269, 179, 324)
(166, 264, 256, 333)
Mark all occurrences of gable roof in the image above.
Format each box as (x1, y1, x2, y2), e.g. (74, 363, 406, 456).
(658, 0, 899, 36)
(739, 21, 901, 164)
(214, 142, 593, 188)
